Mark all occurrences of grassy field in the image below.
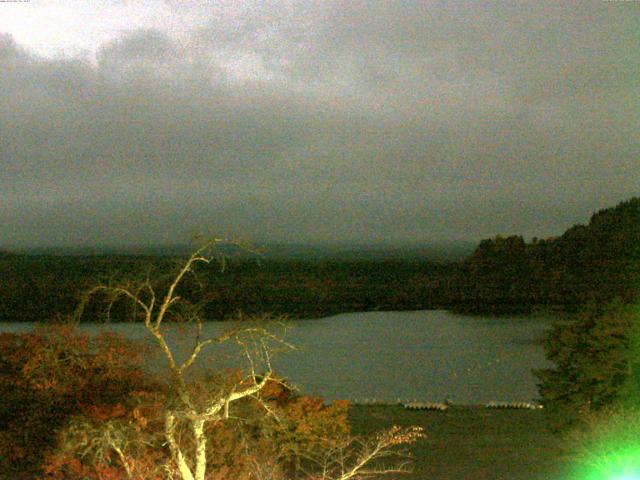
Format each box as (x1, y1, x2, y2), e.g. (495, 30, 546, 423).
(349, 405, 571, 480)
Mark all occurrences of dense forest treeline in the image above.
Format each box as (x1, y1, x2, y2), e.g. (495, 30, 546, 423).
(0, 254, 454, 322)
(1, 197, 639, 321)
(450, 197, 640, 313)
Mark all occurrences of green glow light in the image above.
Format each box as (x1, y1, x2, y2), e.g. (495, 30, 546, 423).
(566, 301, 640, 480)
(569, 445, 640, 480)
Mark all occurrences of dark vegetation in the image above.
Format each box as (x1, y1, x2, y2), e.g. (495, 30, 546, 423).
(534, 300, 640, 429)
(0, 254, 454, 322)
(2, 197, 640, 322)
(533, 297, 640, 477)
(451, 197, 640, 314)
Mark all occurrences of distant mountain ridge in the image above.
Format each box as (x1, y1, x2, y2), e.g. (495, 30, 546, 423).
(452, 197, 640, 313)
(2, 199, 638, 321)
(12, 241, 476, 262)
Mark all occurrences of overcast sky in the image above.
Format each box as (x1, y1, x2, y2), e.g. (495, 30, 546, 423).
(0, 1, 638, 247)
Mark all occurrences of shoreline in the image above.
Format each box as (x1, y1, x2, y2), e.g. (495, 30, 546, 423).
(348, 404, 567, 479)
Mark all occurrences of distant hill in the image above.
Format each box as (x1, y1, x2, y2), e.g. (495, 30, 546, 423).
(451, 197, 640, 313)
(6, 199, 638, 320)
(12, 244, 194, 256)
(0, 239, 470, 322)
(258, 242, 476, 262)
(14, 241, 476, 262)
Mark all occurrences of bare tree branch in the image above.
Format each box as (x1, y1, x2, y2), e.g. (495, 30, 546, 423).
(72, 240, 423, 480)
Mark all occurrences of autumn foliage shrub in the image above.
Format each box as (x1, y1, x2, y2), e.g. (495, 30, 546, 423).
(3, 245, 422, 480)
(0, 325, 355, 479)
(0, 324, 156, 479)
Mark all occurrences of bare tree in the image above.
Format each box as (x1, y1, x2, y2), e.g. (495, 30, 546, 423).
(295, 425, 425, 480)
(75, 240, 423, 480)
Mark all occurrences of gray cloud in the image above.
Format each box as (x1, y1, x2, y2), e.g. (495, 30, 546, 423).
(1, 1, 639, 247)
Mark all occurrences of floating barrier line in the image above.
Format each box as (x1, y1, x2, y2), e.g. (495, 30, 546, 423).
(349, 399, 544, 410)
(485, 401, 543, 410)
(402, 402, 449, 411)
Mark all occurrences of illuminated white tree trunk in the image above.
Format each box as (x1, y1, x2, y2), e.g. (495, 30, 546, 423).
(79, 240, 423, 480)
(81, 241, 279, 480)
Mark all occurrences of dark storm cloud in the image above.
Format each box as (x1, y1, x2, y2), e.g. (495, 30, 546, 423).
(1, 1, 638, 247)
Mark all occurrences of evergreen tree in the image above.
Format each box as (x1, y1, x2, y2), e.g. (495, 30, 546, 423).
(534, 300, 638, 430)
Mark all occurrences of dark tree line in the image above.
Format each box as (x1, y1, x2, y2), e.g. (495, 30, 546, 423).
(449, 197, 640, 314)
(0, 254, 455, 322)
(2, 197, 639, 322)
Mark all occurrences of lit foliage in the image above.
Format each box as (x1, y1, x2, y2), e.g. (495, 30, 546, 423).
(23, 345, 351, 479)
(2, 243, 424, 479)
(0, 325, 155, 479)
(31, 335, 417, 480)
(0, 324, 421, 479)
(0, 325, 366, 479)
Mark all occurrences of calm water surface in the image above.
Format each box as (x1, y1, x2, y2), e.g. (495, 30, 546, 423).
(0, 310, 554, 404)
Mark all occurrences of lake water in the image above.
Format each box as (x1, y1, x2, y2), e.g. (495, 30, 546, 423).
(0, 310, 555, 405)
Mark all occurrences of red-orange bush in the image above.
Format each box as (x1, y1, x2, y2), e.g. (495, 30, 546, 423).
(0, 325, 156, 479)
(1, 326, 353, 479)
